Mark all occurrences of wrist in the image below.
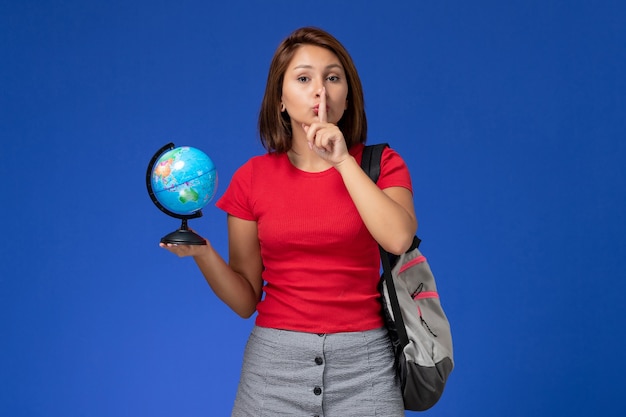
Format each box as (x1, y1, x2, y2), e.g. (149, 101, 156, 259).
(333, 154, 356, 174)
(192, 241, 213, 260)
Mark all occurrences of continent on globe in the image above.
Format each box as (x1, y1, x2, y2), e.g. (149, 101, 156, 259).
(153, 160, 172, 180)
(178, 187, 199, 204)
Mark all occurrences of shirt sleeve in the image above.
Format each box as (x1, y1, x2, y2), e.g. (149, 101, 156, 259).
(376, 146, 413, 193)
(215, 159, 256, 221)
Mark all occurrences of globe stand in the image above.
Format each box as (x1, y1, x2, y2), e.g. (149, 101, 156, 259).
(161, 218, 207, 245)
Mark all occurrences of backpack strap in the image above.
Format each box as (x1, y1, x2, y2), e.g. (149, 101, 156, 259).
(361, 143, 388, 183)
(361, 143, 421, 350)
(361, 143, 415, 348)
(379, 242, 410, 349)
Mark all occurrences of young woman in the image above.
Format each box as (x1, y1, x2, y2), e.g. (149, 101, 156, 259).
(162, 27, 417, 417)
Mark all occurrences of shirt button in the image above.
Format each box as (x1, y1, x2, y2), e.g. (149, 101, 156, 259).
(315, 356, 323, 365)
(313, 386, 322, 395)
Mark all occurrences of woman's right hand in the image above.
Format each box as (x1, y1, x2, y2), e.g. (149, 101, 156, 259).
(159, 240, 211, 258)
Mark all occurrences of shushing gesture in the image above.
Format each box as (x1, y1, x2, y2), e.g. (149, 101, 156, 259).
(302, 87, 349, 165)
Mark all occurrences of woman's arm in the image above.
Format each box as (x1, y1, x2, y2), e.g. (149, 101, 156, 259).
(161, 215, 263, 318)
(302, 89, 417, 255)
(335, 156, 417, 255)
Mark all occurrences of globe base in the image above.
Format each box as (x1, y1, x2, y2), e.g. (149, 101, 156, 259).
(161, 228, 207, 245)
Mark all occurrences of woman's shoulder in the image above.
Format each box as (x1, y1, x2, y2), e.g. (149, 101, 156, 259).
(234, 151, 284, 171)
(361, 142, 412, 190)
(229, 152, 287, 185)
(357, 142, 406, 165)
(244, 151, 285, 166)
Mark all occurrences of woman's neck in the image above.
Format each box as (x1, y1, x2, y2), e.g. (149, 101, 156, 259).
(287, 140, 332, 173)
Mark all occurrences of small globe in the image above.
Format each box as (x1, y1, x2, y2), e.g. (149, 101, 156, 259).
(149, 146, 217, 216)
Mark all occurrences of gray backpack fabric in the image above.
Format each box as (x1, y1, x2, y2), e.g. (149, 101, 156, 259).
(361, 144, 454, 411)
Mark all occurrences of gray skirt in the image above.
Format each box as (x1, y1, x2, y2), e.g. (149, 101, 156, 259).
(231, 326, 405, 417)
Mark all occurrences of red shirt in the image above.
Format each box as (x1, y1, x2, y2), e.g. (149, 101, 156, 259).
(216, 143, 413, 333)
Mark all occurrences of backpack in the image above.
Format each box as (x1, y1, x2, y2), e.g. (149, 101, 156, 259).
(361, 143, 454, 411)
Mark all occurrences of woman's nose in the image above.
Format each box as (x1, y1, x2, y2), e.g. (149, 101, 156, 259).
(313, 78, 324, 96)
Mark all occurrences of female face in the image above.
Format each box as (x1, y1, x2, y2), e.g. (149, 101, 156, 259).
(281, 44, 349, 127)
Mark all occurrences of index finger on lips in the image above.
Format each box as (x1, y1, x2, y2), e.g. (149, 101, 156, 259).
(318, 87, 327, 123)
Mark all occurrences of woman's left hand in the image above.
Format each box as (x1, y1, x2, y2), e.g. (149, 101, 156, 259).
(302, 89, 349, 165)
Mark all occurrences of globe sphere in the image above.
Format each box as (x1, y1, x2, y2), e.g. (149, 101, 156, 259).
(149, 146, 217, 216)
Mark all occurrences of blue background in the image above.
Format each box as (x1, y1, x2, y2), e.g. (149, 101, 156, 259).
(2, 1, 625, 416)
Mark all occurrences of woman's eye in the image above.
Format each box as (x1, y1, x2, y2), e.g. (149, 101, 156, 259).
(327, 75, 340, 82)
(297, 76, 309, 83)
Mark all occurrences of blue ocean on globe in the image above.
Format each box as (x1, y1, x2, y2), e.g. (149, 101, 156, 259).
(150, 146, 217, 216)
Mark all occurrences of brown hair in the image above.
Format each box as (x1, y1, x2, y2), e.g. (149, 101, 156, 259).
(258, 27, 367, 153)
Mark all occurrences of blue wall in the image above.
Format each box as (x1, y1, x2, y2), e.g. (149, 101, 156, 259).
(2, 1, 625, 416)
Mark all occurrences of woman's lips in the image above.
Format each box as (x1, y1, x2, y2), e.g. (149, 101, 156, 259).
(313, 105, 329, 115)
